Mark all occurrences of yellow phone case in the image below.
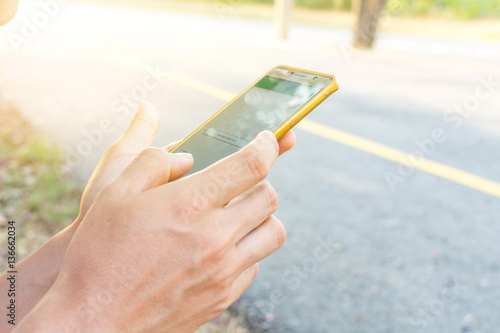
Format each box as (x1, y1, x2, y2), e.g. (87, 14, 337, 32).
(171, 65, 339, 152)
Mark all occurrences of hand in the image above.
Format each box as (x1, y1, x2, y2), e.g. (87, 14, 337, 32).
(0, 102, 163, 332)
(15, 131, 294, 333)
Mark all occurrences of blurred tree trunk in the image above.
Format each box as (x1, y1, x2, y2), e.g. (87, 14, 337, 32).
(352, 0, 385, 48)
(274, 0, 294, 39)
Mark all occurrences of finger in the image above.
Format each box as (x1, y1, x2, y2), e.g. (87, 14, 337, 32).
(180, 130, 279, 208)
(166, 130, 291, 156)
(223, 180, 278, 243)
(79, 103, 161, 212)
(166, 140, 182, 152)
(114, 101, 159, 154)
(165, 130, 296, 155)
(115, 148, 193, 194)
(233, 215, 286, 274)
(278, 130, 296, 156)
(161, 142, 190, 183)
(228, 263, 259, 306)
(167, 130, 291, 156)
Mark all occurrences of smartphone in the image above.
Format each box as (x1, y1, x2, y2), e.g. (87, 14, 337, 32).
(171, 65, 339, 176)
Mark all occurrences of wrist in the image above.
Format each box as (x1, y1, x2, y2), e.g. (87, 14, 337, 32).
(17, 223, 76, 289)
(0, 220, 78, 332)
(14, 273, 116, 333)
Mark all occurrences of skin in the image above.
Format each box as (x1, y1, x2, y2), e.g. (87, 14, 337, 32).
(0, 0, 19, 26)
(0, 102, 296, 332)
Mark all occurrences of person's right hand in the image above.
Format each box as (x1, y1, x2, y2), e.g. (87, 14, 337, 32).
(15, 131, 288, 333)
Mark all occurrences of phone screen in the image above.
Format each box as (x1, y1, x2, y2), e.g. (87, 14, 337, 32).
(173, 67, 333, 176)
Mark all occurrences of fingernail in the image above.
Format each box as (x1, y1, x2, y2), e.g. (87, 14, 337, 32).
(256, 131, 278, 151)
(257, 130, 275, 141)
(174, 152, 193, 160)
(141, 100, 153, 109)
(131, 101, 154, 122)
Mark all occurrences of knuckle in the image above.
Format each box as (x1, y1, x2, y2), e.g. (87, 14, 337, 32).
(250, 263, 260, 279)
(203, 234, 228, 263)
(141, 147, 167, 161)
(164, 190, 209, 225)
(214, 267, 233, 290)
(183, 188, 211, 217)
(135, 115, 159, 134)
(272, 217, 287, 249)
(244, 150, 270, 180)
(213, 293, 232, 314)
(262, 181, 278, 212)
(171, 204, 199, 223)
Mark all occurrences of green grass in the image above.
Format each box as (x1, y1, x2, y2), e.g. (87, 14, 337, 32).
(0, 100, 82, 259)
(1, 140, 80, 227)
(183, 0, 500, 19)
(386, 0, 500, 19)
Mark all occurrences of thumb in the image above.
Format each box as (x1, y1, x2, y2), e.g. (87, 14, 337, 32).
(117, 148, 193, 194)
(116, 101, 159, 153)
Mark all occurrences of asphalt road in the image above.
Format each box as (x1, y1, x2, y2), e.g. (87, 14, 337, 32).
(1, 1, 500, 332)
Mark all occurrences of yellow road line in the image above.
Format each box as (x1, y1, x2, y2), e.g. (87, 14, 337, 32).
(298, 120, 500, 198)
(159, 72, 236, 102)
(156, 71, 500, 198)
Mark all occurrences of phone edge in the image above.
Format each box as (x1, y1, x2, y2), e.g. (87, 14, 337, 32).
(170, 65, 339, 152)
(271, 65, 339, 140)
